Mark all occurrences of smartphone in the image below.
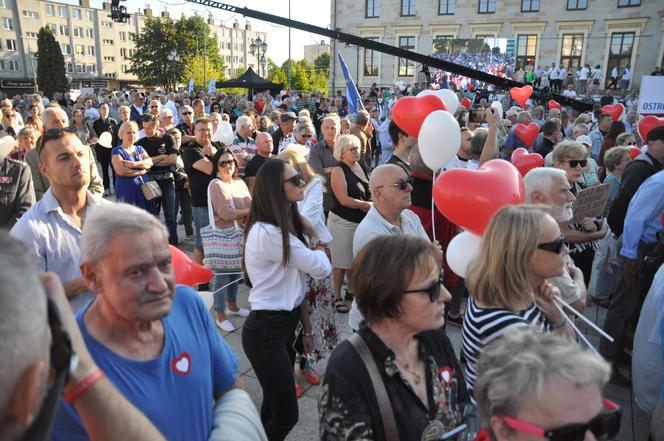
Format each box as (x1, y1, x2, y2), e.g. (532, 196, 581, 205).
(469, 108, 485, 123)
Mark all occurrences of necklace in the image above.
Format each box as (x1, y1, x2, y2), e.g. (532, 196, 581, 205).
(396, 359, 422, 385)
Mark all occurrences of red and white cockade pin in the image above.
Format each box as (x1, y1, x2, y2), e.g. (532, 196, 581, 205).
(439, 367, 453, 385)
(171, 352, 191, 376)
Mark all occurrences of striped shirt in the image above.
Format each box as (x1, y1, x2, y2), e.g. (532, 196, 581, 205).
(461, 297, 551, 401)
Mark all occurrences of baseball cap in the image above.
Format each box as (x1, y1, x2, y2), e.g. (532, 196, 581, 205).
(280, 112, 297, 122)
(576, 135, 592, 147)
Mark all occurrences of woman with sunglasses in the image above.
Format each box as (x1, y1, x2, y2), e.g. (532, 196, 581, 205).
(242, 158, 331, 441)
(280, 118, 315, 158)
(462, 205, 573, 401)
(553, 141, 609, 286)
(321, 235, 469, 440)
(474, 328, 619, 441)
(208, 147, 252, 332)
(1, 108, 19, 138)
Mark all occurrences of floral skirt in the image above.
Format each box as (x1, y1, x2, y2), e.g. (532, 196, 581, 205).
(297, 273, 339, 363)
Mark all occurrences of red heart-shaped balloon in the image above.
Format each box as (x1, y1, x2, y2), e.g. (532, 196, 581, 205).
(514, 123, 540, 147)
(601, 103, 625, 121)
(511, 148, 544, 176)
(433, 159, 525, 235)
(169, 245, 213, 287)
(628, 146, 641, 160)
(510, 85, 533, 107)
(461, 97, 472, 109)
(391, 95, 447, 137)
(547, 100, 561, 110)
(638, 116, 664, 142)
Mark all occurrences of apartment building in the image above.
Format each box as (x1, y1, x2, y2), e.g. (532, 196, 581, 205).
(304, 40, 331, 64)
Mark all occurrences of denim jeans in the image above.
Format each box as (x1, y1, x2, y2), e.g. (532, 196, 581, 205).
(242, 309, 301, 441)
(212, 273, 241, 312)
(192, 205, 210, 253)
(154, 179, 178, 245)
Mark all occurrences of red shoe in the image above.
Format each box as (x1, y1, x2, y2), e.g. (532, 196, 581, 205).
(300, 360, 321, 385)
(295, 383, 303, 398)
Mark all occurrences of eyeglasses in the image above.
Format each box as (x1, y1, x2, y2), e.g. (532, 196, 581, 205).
(301, 134, 313, 138)
(182, 112, 192, 115)
(500, 399, 622, 441)
(217, 160, 235, 167)
(564, 159, 588, 168)
(284, 174, 305, 187)
(403, 272, 445, 303)
(150, 105, 159, 108)
(378, 177, 414, 191)
(537, 235, 566, 254)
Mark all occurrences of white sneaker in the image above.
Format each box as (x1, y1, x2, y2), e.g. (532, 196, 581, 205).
(225, 307, 250, 317)
(216, 319, 235, 332)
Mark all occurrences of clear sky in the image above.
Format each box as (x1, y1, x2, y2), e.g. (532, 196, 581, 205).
(78, 0, 332, 65)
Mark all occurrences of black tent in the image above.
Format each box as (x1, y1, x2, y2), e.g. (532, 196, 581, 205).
(216, 67, 283, 97)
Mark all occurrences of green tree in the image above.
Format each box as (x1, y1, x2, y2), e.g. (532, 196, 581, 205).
(182, 55, 224, 90)
(266, 59, 287, 86)
(36, 27, 69, 97)
(313, 52, 330, 74)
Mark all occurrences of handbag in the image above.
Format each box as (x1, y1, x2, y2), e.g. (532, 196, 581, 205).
(201, 179, 244, 273)
(141, 179, 162, 201)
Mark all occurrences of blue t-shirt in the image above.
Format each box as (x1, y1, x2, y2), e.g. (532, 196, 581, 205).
(51, 285, 239, 441)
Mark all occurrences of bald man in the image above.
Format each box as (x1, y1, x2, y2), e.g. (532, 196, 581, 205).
(348, 164, 431, 331)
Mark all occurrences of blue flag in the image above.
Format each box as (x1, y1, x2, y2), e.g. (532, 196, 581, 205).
(188, 79, 194, 93)
(337, 51, 364, 116)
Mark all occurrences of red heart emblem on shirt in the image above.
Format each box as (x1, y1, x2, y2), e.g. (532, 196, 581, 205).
(391, 95, 447, 138)
(511, 148, 544, 176)
(171, 352, 191, 375)
(510, 85, 533, 107)
(433, 159, 525, 235)
(601, 103, 625, 121)
(547, 100, 561, 110)
(514, 123, 540, 147)
(439, 367, 453, 385)
(638, 116, 664, 143)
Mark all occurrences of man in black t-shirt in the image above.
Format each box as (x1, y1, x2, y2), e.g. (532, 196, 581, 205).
(92, 103, 117, 195)
(176, 105, 196, 145)
(385, 119, 416, 175)
(313, 98, 329, 135)
(244, 132, 273, 194)
(135, 114, 179, 245)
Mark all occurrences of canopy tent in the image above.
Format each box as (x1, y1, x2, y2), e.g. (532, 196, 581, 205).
(215, 67, 283, 97)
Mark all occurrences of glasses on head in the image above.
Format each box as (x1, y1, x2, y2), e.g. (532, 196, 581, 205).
(284, 174, 305, 187)
(537, 235, 566, 254)
(403, 272, 445, 303)
(217, 159, 235, 168)
(378, 177, 414, 191)
(182, 111, 192, 115)
(500, 399, 622, 441)
(42, 127, 78, 143)
(564, 159, 588, 168)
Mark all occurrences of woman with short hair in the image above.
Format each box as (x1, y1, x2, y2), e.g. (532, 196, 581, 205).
(321, 235, 467, 440)
(69, 108, 96, 147)
(111, 121, 154, 211)
(11, 127, 37, 161)
(159, 109, 175, 133)
(327, 134, 371, 313)
(280, 117, 315, 157)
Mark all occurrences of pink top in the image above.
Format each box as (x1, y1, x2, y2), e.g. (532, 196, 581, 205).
(209, 178, 252, 229)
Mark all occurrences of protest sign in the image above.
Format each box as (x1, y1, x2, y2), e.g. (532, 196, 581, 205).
(638, 76, 664, 115)
(572, 183, 611, 223)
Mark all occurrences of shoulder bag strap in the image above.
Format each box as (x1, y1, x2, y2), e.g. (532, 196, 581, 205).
(348, 333, 399, 441)
(206, 178, 218, 229)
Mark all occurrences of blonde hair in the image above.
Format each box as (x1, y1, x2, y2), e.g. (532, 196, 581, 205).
(466, 205, 551, 311)
(552, 140, 587, 164)
(279, 147, 318, 185)
(118, 120, 138, 139)
(293, 118, 314, 138)
(333, 134, 360, 162)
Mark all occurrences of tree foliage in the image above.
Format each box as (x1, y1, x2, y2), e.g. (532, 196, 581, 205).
(36, 27, 69, 97)
(313, 52, 330, 74)
(266, 58, 327, 93)
(183, 55, 224, 90)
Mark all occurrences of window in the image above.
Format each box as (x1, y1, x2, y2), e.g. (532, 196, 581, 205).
(401, 0, 416, 16)
(102, 21, 112, 28)
(119, 31, 126, 41)
(128, 32, 136, 41)
(2, 17, 12, 30)
(25, 32, 38, 38)
(607, 32, 634, 79)
(120, 48, 127, 58)
(227, 42, 231, 49)
(47, 24, 57, 35)
(515, 34, 537, 69)
(5, 39, 16, 51)
(58, 6, 66, 17)
(129, 49, 135, 57)
(0, 61, 4, 70)
(0, 0, 7, 8)
(121, 65, 129, 73)
(566, 0, 587, 9)
(61, 43, 71, 55)
(102, 39, 114, 45)
(76, 63, 85, 73)
(72, 8, 81, 19)
(618, 0, 640, 6)
(75, 45, 85, 55)
(66, 63, 73, 73)
(84, 10, 94, 21)
(85, 29, 93, 39)
(23, 10, 39, 18)
(439, 0, 455, 14)
(366, 0, 380, 17)
(363, 37, 379, 76)
(87, 64, 96, 74)
(73, 27, 82, 37)
(398, 36, 416, 76)
(103, 56, 115, 62)
(478, 0, 496, 13)
(45, 4, 54, 16)
(59, 25, 69, 36)
(521, 0, 539, 11)
(87, 46, 95, 56)
(433, 35, 454, 54)
(8, 60, 19, 71)
(560, 33, 584, 71)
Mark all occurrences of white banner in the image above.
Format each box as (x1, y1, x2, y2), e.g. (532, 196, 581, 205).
(638, 76, 664, 115)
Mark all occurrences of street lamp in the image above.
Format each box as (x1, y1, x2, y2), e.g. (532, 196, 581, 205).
(167, 49, 180, 92)
(249, 36, 268, 76)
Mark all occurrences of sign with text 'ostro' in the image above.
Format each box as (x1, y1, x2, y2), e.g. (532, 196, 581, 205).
(638, 76, 664, 115)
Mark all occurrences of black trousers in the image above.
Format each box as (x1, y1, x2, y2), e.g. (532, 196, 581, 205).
(571, 247, 595, 287)
(242, 308, 301, 441)
(175, 187, 193, 236)
(95, 145, 115, 190)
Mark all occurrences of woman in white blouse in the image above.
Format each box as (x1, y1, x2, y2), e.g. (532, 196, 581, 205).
(242, 158, 332, 441)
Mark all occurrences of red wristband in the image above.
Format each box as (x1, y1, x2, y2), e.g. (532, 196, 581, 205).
(64, 368, 105, 404)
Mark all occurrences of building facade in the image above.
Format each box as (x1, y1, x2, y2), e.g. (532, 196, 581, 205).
(304, 40, 330, 64)
(0, 0, 267, 95)
(330, 0, 664, 92)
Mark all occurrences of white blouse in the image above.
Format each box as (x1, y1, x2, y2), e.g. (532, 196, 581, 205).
(245, 222, 332, 311)
(298, 178, 333, 244)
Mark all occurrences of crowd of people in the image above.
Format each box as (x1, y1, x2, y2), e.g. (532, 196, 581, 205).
(0, 81, 662, 441)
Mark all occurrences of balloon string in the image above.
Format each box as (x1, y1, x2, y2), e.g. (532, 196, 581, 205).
(431, 170, 437, 243)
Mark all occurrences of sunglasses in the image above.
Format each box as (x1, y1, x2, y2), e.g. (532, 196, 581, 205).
(537, 235, 566, 254)
(564, 159, 588, 168)
(301, 134, 313, 138)
(379, 177, 414, 191)
(182, 112, 192, 115)
(150, 105, 159, 108)
(217, 160, 235, 167)
(403, 272, 445, 303)
(284, 174, 305, 187)
(500, 399, 621, 441)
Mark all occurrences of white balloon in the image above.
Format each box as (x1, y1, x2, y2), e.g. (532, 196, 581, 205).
(98, 131, 113, 148)
(436, 89, 460, 115)
(417, 110, 461, 170)
(491, 101, 504, 118)
(446, 231, 482, 278)
(214, 121, 235, 146)
(417, 89, 436, 97)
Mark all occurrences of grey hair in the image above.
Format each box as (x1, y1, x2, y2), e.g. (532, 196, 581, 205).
(41, 106, 68, 126)
(572, 123, 589, 136)
(81, 202, 168, 263)
(333, 134, 360, 161)
(523, 167, 568, 203)
(469, 128, 488, 160)
(355, 109, 370, 126)
(298, 109, 310, 119)
(474, 328, 610, 427)
(159, 109, 173, 119)
(321, 114, 340, 127)
(293, 118, 314, 137)
(236, 115, 252, 130)
(0, 231, 48, 417)
(516, 112, 531, 123)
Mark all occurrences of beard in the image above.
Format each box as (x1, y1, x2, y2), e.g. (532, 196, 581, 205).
(552, 203, 574, 222)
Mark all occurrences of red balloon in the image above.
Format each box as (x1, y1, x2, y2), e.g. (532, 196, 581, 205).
(547, 100, 561, 110)
(601, 103, 625, 121)
(628, 146, 641, 160)
(467, 83, 474, 90)
(169, 245, 213, 287)
(510, 85, 533, 107)
(433, 159, 525, 235)
(460, 97, 472, 109)
(514, 123, 540, 147)
(511, 148, 544, 176)
(391, 95, 447, 138)
(638, 115, 664, 143)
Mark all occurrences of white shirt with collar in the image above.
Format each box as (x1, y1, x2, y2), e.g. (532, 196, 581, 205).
(349, 205, 429, 330)
(165, 100, 179, 125)
(10, 189, 106, 312)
